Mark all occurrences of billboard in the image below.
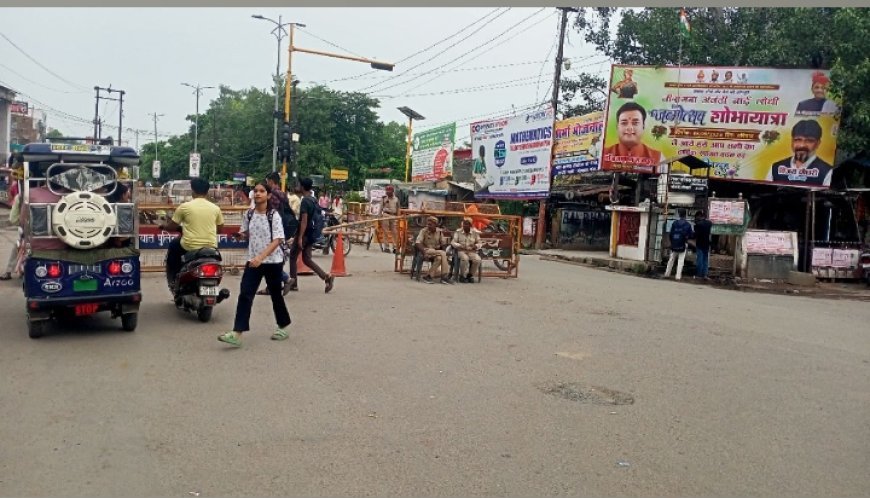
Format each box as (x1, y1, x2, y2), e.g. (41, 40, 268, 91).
(601, 65, 841, 188)
(470, 106, 554, 199)
(10, 101, 29, 115)
(411, 123, 455, 182)
(551, 111, 604, 190)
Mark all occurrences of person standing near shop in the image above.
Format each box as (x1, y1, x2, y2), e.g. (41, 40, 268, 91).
(692, 210, 713, 279)
(664, 209, 694, 281)
(218, 181, 292, 347)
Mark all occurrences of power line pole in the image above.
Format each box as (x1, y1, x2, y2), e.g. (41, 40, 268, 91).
(535, 7, 575, 249)
(148, 112, 164, 161)
(93, 86, 125, 144)
(181, 83, 215, 154)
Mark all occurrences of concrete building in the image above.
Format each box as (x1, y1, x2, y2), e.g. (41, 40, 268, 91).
(0, 84, 17, 165)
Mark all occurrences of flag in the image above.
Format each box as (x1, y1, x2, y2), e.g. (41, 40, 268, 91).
(679, 8, 691, 37)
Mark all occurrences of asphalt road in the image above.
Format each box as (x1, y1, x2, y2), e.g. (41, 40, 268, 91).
(1, 230, 868, 496)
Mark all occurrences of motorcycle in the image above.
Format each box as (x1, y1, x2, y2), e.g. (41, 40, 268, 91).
(860, 247, 870, 287)
(314, 208, 352, 257)
(163, 228, 231, 322)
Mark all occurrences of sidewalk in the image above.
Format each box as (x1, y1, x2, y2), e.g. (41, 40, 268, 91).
(524, 247, 870, 301)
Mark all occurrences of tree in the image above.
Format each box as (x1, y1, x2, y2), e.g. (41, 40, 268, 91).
(562, 7, 870, 153)
(46, 129, 64, 139)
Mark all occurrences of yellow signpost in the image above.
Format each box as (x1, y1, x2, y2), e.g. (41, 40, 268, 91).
(330, 168, 349, 180)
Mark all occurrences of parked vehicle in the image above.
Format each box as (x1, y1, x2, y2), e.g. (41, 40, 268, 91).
(165, 241, 231, 322)
(19, 141, 142, 338)
(315, 208, 351, 256)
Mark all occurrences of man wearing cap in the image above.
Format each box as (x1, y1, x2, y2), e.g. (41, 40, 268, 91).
(451, 217, 482, 283)
(380, 185, 401, 254)
(415, 216, 451, 284)
(796, 71, 840, 116)
(768, 119, 834, 187)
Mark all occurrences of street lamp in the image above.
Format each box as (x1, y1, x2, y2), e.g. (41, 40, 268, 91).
(397, 106, 425, 183)
(279, 22, 395, 191)
(252, 14, 293, 173)
(180, 82, 215, 154)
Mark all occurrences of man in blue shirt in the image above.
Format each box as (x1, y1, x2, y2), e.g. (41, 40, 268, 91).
(665, 208, 694, 280)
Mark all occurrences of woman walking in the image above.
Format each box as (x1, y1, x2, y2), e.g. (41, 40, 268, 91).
(218, 181, 292, 347)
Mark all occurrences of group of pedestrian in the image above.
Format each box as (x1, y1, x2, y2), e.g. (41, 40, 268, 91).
(664, 208, 713, 281)
(167, 175, 334, 349)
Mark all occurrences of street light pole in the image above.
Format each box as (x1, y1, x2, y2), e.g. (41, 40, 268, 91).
(181, 82, 215, 154)
(252, 14, 291, 173)
(279, 22, 395, 192)
(398, 106, 425, 182)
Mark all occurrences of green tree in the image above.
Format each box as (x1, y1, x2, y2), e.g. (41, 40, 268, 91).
(46, 129, 64, 139)
(563, 7, 870, 153)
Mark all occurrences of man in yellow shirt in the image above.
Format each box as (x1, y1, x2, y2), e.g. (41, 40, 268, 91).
(161, 177, 224, 286)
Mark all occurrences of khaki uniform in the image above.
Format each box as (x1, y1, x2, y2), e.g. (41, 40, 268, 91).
(380, 195, 400, 248)
(451, 228, 482, 277)
(416, 227, 448, 278)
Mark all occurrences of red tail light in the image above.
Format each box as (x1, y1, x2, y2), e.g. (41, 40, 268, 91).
(47, 263, 62, 278)
(861, 256, 870, 265)
(108, 261, 122, 275)
(198, 263, 222, 278)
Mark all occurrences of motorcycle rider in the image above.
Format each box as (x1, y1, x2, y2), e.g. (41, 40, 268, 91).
(160, 177, 224, 287)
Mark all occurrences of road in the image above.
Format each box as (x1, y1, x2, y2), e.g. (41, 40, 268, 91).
(0, 229, 868, 496)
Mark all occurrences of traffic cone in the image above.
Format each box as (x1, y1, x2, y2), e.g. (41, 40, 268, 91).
(297, 253, 314, 275)
(330, 234, 350, 277)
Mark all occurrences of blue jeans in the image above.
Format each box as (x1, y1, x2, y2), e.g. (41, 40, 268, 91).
(232, 262, 291, 333)
(695, 247, 710, 277)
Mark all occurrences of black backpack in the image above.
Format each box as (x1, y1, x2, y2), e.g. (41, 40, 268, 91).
(303, 196, 325, 244)
(276, 193, 297, 239)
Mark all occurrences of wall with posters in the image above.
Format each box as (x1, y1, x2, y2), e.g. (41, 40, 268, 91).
(551, 111, 604, 190)
(601, 65, 840, 188)
(412, 123, 455, 182)
(470, 107, 554, 199)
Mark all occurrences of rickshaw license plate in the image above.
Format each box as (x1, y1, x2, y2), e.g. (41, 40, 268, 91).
(74, 303, 100, 316)
(73, 279, 98, 292)
(199, 286, 219, 296)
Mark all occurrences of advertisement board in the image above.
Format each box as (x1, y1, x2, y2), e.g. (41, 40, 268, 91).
(551, 111, 604, 190)
(152, 160, 161, 179)
(411, 123, 455, 182)
(10, 101, 29, 115)
(601, 65, 840, 188)
(470, 106, 554, 199)
(188, 153, 201, 178)
(330, 168, 349, 181)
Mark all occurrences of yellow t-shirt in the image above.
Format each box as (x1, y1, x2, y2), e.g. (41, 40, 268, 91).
(172, 197, 224, 251)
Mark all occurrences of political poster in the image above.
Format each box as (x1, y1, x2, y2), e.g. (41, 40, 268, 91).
(470, 106, 554, 199)
(551, 111, 604, 191)
(601, 65, 840, 188)
(411, 123, 455, 182)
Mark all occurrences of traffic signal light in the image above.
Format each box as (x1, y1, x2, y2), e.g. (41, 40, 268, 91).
(280, 122, 292, 161)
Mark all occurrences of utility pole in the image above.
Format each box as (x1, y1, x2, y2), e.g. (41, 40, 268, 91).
(252, 14, 291, 173)
(536, 7, 575, 250)
(181, 83, 215, 154)
(279, 21, 394, 191)
(149, 112, 164, 161)
(93, 86, 125, 145)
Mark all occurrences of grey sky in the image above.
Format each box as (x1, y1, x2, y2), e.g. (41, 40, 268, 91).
(0, 7, 609, 148)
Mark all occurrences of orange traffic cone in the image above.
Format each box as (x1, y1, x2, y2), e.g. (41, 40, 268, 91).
(297, 253, 314, 275)
(330, 234, 349, 277)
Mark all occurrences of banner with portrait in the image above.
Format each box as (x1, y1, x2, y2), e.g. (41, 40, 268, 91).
(551, 111, 604, 191)
(411, 123, 455, 182)
(470, 106, 554, 199)
(601, 65, 841, 188)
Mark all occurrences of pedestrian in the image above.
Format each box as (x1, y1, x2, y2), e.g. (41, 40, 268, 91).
(693, 210, 713, 279)
(1, 173, 21, 280)
(256, 172, 294, 296)
(286, 177, 335, 293)
(218, 181, 292, 347)
(664, 208, 694, 280)
(379, 185, 401, 254)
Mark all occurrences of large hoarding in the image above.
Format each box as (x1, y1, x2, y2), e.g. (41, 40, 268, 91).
(601, 65, 840, 188)
(551, 111, 604, 191)
(470, 107, 554, 199)
(411, 123, 455, 182)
